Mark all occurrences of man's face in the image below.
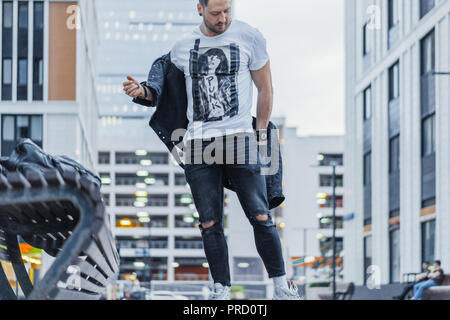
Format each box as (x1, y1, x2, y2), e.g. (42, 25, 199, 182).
(434, 263, 440, 270)
(198, 0, 232, 35)
(423, 263, 429, 270)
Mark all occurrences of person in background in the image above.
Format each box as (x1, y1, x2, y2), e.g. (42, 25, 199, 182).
(410, 260, 445, 300)
(392, 261, 430, 300)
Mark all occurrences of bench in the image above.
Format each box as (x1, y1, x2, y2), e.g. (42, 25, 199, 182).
(317, 282, 355, 300)
(422, 275, 450, 300)
(0, 139, 119, 300)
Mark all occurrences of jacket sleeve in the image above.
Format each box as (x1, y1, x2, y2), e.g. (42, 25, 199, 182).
(132, 53, 171, 108)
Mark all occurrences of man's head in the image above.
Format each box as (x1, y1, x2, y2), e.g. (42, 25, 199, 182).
(198, 0, 232, 35)
(434, 260, 441, 269)
(422, 261, 430, 271)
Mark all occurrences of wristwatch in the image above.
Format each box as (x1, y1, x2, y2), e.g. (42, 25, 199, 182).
(256, 129, 268, 143)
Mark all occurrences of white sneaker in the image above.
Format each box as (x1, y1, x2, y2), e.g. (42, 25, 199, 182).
(209, 283, 231, 300)
(273, 281, 303, 300)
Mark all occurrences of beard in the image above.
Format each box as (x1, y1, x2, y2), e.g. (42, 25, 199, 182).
(204, 18, 229, 35)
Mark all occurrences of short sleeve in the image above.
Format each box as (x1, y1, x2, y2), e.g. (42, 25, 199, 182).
(170, 41, 184, 72)
(249, 28, 269, 71)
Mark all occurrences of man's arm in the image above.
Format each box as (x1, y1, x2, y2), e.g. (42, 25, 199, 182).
(251, 61, 273, 133)
(123, 75, 153, 101)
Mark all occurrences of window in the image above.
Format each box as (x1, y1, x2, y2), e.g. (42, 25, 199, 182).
(422, 114, 435, 156)
(233, 258, 264, 282)
(363, 23, 371, 56)
(389, 228, 401, 283)
(389, 135, 400, 173)
(388, 0, 399, 29)
(18, 2, 28, 29)
(363, 86, 372, 121)
(319, 174, 344, 187)
(318, 195, 343, 208)
(389, 62, 400, 101)
(18, 59, 28, 86)
(33, 2, 44, 101)
(98, 152, 110, 165)
(318, 154, 343, 166)
(2, 59, 12, 85)
(2, 2, 13, 101)
(319, 216, 343, 229)
(420, 0, 435, 19)
(34, 2, 44, 30)
(17, 2, 29, 101)
(1, 115, 43, 157)
(421, 220, 435, 264)
(364, 236, 372, 285)
(3, 2, 13, 28)
(363, 152, 371, 186)
(175, 173, 187, 186)
(421, 31, 435, 75)
(175, 236, 203, 250)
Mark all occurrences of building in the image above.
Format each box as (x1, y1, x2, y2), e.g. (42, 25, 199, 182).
(344, 0, 450, 286)
(0, 0, 99, 284)
(282, 129, 345, 285)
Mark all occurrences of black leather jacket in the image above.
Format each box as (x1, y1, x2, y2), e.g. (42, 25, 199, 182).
(132, 53, 285, 210)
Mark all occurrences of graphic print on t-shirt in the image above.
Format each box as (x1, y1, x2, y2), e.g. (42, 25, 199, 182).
(189, 39, 240, 123)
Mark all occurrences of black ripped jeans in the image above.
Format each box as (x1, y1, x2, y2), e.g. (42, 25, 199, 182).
(184, 133, 286, 287)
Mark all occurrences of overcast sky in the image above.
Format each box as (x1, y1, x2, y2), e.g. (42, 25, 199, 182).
(235, 0, 345, 136)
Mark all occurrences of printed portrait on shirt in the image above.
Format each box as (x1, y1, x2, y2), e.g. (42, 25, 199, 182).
(190, 42, 240, 123)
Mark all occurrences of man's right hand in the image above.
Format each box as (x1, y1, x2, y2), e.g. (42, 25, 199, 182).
(123, 75, 145, 99)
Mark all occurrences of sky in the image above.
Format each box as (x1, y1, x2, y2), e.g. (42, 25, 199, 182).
(234, 0, 345, 137)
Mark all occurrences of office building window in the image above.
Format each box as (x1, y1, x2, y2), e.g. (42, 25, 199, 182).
(233, 258, 264, 282)
(98, 152, 110, 165)
(421, 220, 435, 264)
(363, 86, 372, 121)
(421, 31, 435, 75)
(319, 174, 344, 187)
(363, 152, 371, 186)
(18, 59, 27, 86)
(17, 1, 29, 101)
(3, 1, 13, 28)
(318, 153, 343, 166)
(389, 62, 400, 101)
(1, 115, 43, 156)
(2, 59, 12, 85)
(2, 1, 13, 100)
(364, 236, 372, 285)
(389, 228, 401, 283)
(389, 135, 400, 173)
(420, 0, 435, 19)
(362, 23, 371, 56)
(33, 1, 44, 100)
(388, 0, 399, 29)
(422, 114, 435, 156)
(319, 216, 343, 229)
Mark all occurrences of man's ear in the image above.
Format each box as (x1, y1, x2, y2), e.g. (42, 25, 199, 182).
(197, 3, 203, 16)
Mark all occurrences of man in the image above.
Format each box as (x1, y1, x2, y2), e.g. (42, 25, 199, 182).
(392, 261, 430, 300)
(410, 260, 445, 300)
(123, 0, 300, 300)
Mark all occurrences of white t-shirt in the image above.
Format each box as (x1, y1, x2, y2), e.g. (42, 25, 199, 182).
(170, 19, 269, 142)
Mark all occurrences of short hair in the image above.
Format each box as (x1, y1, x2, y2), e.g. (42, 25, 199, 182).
(434, 260, 441, 266)
(199, 0, 209, 7)
(423, 261, 430, 265)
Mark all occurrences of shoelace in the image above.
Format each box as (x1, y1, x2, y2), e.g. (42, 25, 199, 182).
(210, 287, 229, 300)
(284, 281, 301, 298)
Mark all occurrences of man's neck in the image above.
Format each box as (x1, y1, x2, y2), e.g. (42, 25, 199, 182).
(200, 23, 219, 37)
